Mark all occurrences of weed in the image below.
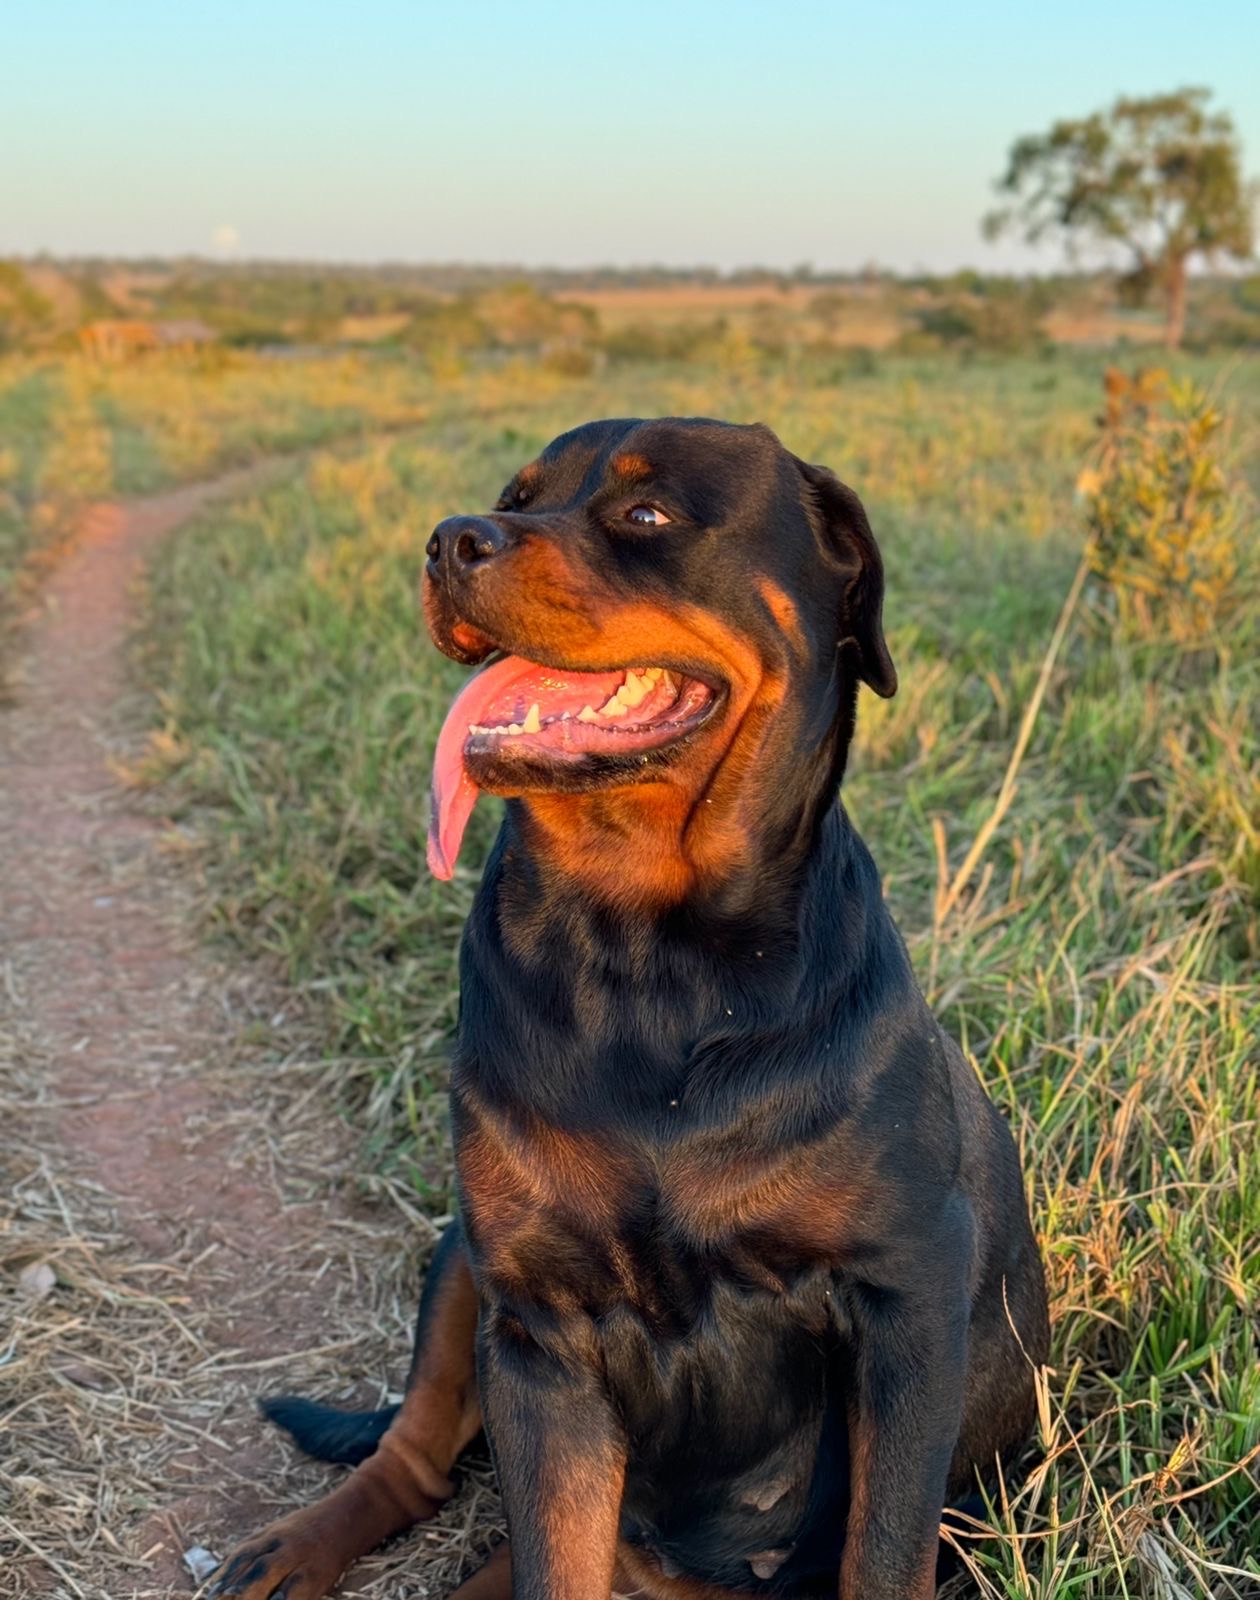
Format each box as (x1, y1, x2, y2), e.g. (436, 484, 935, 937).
(1078, 367, 1250, 642)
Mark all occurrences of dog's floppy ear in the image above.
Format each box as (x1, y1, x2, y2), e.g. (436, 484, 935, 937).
(795, 459, 897, 699)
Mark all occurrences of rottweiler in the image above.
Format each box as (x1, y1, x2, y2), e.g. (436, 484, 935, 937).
(211, 417, 1049, 1600)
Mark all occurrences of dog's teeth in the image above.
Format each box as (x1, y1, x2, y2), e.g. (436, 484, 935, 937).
(643, 667, 662, 683)
(521, 703, 542, 733)
(577, 705, 600, 723)
(599, 694, 628, 717)
(505, 721, 523, 735)
(616, 671, 649, 709)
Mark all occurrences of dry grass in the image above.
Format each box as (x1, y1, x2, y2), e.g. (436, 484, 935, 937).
(1042, 311, 1167, 347)
(0, 1006, 504, 1599)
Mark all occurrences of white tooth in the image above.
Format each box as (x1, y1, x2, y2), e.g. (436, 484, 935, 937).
(577, 705, 601, 723)
(522, 703, 542, 733)
(505, 721, 523, 735)
(644, 667, 662, 683)
(599, 694, 628, 717)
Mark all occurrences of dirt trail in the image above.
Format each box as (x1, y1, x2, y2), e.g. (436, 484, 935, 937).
(0, 470, 493, 1597)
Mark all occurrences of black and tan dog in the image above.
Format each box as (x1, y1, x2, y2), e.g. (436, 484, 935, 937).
(211, 418, 1049, 1600)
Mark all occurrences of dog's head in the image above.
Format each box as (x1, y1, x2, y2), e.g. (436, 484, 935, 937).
(423, 417, 895, 901)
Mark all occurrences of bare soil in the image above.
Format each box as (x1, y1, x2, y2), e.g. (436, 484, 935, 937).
(0, 471, 497, 1598)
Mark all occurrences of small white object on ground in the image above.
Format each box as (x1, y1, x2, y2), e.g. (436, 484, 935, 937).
(183, 1546, 220, 1583)
(18, 1261, 56, 1298)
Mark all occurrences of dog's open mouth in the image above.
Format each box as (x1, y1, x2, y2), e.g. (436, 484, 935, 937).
(428, 653, 719, 878)
(464, 661, 715, 753)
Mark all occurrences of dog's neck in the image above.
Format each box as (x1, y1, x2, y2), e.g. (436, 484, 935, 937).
(495, 668, 860, 917)
(455, 793, 910, 1124)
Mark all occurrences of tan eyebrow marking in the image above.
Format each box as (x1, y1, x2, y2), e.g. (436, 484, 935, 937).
(610, 452, 653, 482)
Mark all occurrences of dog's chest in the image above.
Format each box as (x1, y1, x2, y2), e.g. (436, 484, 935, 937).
(455, 1094, 858, 1318)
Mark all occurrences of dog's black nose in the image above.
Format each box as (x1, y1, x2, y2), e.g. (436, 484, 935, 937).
(427, 516, 511, 574)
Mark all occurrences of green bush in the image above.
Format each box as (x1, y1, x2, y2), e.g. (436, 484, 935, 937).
(1078, 367, 1248, 639)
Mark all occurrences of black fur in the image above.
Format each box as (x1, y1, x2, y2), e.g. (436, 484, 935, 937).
(258, 1395, 399, 1466)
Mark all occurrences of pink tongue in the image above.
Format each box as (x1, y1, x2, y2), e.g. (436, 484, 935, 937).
(428, 655, 527, 879)
(427, 654, 624, 879)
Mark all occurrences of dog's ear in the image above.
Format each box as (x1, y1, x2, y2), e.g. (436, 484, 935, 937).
(795, 459, 897, 699)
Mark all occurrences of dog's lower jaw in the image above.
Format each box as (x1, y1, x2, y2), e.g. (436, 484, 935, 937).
(501, 731, 846, 920)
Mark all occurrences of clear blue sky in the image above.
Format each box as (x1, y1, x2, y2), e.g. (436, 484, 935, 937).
(4, 0, 1257, 271)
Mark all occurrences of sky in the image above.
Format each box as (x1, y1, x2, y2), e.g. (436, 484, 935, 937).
(4, 0, 1258, 273)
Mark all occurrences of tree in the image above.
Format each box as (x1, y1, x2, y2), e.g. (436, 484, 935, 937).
(0, 261, 54, 351)
(985, 89, 1256, 347)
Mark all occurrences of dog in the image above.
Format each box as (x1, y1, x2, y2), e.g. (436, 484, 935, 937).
(210, 417, 1049, 1600)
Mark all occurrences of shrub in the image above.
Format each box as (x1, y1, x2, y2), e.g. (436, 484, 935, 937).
(910, 280, 1051, 354)
(599, 318, 728, 364)
(1077, 367, 1247, 641)
(540, 340, 600, 378)
(0, 261, 54, 351)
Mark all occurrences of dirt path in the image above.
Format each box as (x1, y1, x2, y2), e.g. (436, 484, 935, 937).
(0, 470, 494, 1598)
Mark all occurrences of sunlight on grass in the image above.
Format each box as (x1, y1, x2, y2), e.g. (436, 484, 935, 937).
(0, 349, 437, 654)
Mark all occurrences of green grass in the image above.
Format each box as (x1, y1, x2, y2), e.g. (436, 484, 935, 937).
(138, 350, 1259, 1593)
(0, 361, 60, 603)
(0, 349, 438, 655)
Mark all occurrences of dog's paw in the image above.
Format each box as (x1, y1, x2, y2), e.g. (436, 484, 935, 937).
(208, 1514, 347, 1600)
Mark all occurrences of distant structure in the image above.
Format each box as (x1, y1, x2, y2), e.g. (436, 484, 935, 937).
(78, 319, 217, 360)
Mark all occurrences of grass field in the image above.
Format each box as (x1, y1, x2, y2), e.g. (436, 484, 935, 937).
(0, 350, 435, 655)
(57, 346, 1260, 1592)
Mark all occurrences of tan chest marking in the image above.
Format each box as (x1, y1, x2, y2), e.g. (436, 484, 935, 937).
(459, 1099, 645, 1301)
(664, 1122, 865, 1261)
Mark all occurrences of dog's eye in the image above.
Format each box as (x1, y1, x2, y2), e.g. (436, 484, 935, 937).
(626, 505, 670, 526)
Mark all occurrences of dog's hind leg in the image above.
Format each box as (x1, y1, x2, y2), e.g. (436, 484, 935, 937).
(210, 1220, 482, 1600)
(446, 1542, 743, 1600)
(448, 1542, 513, 1599)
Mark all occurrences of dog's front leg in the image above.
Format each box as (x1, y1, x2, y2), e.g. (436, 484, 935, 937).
(838, 1198, 972, 1600)
(211, 1222, 482, 1600)
(479, 1306, 626, 1600)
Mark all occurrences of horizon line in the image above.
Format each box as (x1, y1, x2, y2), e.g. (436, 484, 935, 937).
(8, 252, 1253, 283)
